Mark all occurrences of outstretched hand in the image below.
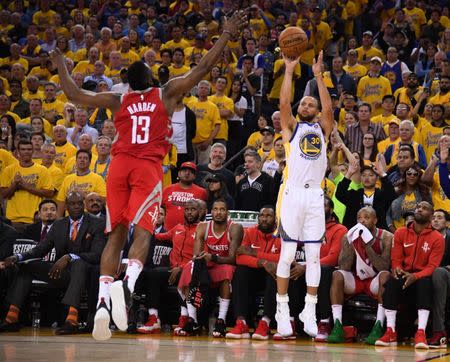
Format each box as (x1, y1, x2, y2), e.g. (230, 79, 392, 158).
(49, 48, 63, 63)
(223, 10, 247, 36)
(312, 50, 324, 76)
(281, 53, 300, 73)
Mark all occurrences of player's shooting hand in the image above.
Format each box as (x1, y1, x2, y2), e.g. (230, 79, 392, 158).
(223, 10, 247, 35)
(281, 53, 300, 73)
(312, 51, 324, 76)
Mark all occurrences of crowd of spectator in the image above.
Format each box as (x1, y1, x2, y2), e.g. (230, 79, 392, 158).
(0, 0, 449, 349)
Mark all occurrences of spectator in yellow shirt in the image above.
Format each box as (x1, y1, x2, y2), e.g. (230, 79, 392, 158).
(42, 82, 65, 122)
(429, 76, 449, 108)
(28, 50, 53, 82)
(73, 47, 101, 77)
(343, 49, 367, 82)
(310, 6, 332, 54)
(0, 140, 54, 231)
(355, 31, 384, 70)
(403, 0, 427, 39)
(163, 25, 191, 51)
(357, 57, 392, 116)
(40, 143, 65, 192)
(94, 27, 117, 66)
(168, 48, 190, 79)
(52, 125, 77, 170)
(189, 80, 221, 165)
(208, 76, 234, 144)
(118, 36, 141, 67)
(1, 43, 29, 73)
(421, 104, 447, 161)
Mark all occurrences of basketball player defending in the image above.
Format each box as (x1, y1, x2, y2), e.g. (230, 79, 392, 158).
(50, 12, 246, 341)
(275, 51, 333, 338)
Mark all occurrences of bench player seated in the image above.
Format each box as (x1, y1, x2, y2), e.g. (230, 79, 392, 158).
(177, 199, 244, 337)
(375, 202, 444, 349)
(327, 206, 393, 344)
(225, 206, 281, 340)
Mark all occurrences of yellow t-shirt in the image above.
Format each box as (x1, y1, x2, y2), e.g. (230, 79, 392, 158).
(162, 39, 191, 51)
(322, 178, 336, 198)
(403, 7, 427, 38)
(208, 94, 234, 141)
(0, 149, 18, 174)
(432, 173, 450, 211)
(188, 99, 222, 143)
(343, 63, 367, 81)
(28, 66, 52, 81)
(73, 60, 95, 76)
(0, 163, 53, 223)
(1, 57, 29, 73)
(357, 75, 392, 116)
(395, 87, 424, 109)
(42, 99, 65, 116)
(56, 172, 107, 201)
(32, 10, 56, 29)
(64, 154, 99, 175)
(120, 50, 141, 67)
(168, 65, 190, 78)
(311, 21, 332, 53)
(19, 117, 53, 138)
(38, 162, 65, 192)
(371, 113, 397, 127)
(393, 192, 417, 229)
(429, 92, 450, 108)
(355, 46, 385, 70)
(184, 47, 208, 65)
(269, 59, 300, 101)
(54, 142, 78, 170)
(421, 122, 445, 161)
(250, 18, 268, 40)
(23, 90, 44, 102)
(377, 137, 398, 154)
(342, 0, 357, 35)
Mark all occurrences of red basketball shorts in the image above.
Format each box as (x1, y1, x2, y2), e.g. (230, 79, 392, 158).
(106, 153, 163, 234)
(178, 260, 236, 288)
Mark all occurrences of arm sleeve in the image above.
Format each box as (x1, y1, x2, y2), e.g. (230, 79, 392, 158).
(414, 235, 445, 279)
(417, 145, 428, 169)
(320, 227, 346, 266)
(335, 176, 352, 204)
(154, 228, 174, 241)
(438, 163, 450, 199)
(391, 231, 404, 270)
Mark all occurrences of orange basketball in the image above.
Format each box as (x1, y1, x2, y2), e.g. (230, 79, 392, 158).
(278, 27, 308, 58)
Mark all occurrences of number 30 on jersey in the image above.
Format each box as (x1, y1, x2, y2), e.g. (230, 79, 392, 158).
(131, 115, 150, 144)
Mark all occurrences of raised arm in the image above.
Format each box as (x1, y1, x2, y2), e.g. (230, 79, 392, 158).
(279, 54, 298, 139)
(50, 49, 122, 112)
(313, 51, 333, 139)
(162, 12, 247, 115)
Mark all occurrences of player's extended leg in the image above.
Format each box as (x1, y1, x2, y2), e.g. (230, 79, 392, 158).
(366, 271, 390, 345)
(327, 270, 352, 343)
(275, 238, 297, 337)
(299, 242, 321, 337)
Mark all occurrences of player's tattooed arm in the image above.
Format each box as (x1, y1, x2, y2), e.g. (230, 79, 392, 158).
(192, 222, 207, 258)
(338, 235, 355, 271)
(365, 231, 393, 272)
(216, 223, 244, 265)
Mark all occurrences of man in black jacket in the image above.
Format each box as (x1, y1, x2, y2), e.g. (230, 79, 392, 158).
(335, 158, 397, 229)
(0, 191, 107, 335)
(236, 150, 274, 211)
(22, 199, 57, 243)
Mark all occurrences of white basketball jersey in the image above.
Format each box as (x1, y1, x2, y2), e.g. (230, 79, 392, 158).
(284, 122, 327, 186)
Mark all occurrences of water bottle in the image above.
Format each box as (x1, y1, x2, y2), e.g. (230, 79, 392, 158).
(31, 301, 40, 328)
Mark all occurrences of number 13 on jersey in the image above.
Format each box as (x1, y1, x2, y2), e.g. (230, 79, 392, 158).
(131, 115, 151, 144)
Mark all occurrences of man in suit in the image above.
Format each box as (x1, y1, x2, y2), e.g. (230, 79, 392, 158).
(0, 191, 107, 335)
(0, 218, 19, 313)
(84, 192, 105, 219)
(22, 199, 58, 243)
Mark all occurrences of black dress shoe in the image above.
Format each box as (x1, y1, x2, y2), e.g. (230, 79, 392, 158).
(55, 322, 79, 335)
(0, 321, 20, 332)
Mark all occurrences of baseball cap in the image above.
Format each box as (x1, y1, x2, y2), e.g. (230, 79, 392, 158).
(388, 118, 400, 126)
(205, 173, 224, 182)
(370, 56, 382, 64)
(180, 161, 197, 172)
(260, 126, 275, 135)
(363, 30, 373, 37)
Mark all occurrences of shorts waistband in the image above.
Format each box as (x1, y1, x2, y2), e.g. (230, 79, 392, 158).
(285, 182, 322, 189)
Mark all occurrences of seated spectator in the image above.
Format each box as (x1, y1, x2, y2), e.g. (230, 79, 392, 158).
(195, 143, 236, 196)
(236, 151, 275, 211)
(52, 125, 77, 171)
(31, 132, 45, 161)
(84, 192, 105, 218)
(0, 140, 54, 234)
(375, 202, 444, 349)
(23, 199, 57, 243)
(360, 133, 378, 165)
(386, 145, 416, 186)
(430, 209, 450, 348)
(421, 104, 447, 162)
(246, 114, 270, 149)
(437, 139, 450, 199)
(138, 201, 199, 335)
(100, 120, 116, 141)
(226, 206, 280, 340)
(57, 150, 106, 217)
(205, 174, 234, 213)
(162, 162, 207, 231)
(327, 207, 393, 344)
(377, 119, 400, 154)
(93, 136, 111, 181)
(177, 199, 244, 337)
(67, 108, 99, 147)
(0, 191, 107, 335)
(257, 126, 276, 162)
(335, 157, 396, 229)
(387, 164, 431, 233)
(262, 136, 285, 177)
(64, 134, 98, 174)
(370, 95, 396, 129)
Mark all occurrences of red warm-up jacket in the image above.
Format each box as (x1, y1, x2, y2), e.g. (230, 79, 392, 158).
(236, 226, 281, 268)
(155, 223, 198, 268)
(321, 221, 347, 266)
(391, 223, 445, 279)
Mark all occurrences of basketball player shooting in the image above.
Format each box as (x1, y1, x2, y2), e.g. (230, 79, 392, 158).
(50, 11, 246, 341)
(275, 50, 333, 338)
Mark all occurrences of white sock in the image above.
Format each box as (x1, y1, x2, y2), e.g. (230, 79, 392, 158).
(321, 318, 330, 323)
(125, 259, 143, 293)
(304, 293, 318, 314)
(97, 275, 114, 308)
(180, 306, 188, 317)
(218, 297, 230, 321)
(148, 308, 158, 317)
(385, 309, 397, 332)
(376, 304, 385, 324)
(187, 302, 197, 322)
(418, 309, 430, 330)
(331, 304, 342, 323)
(262, 316, 271, 324)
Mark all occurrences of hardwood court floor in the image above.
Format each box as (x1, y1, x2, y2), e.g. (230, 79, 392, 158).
(1, 328, 450, 362)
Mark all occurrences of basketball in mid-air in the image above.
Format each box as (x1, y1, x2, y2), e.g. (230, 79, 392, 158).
(278, 27, 308, 58)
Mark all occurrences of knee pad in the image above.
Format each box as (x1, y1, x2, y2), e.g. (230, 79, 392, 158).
(305, 243, 321, 287)
(276, 241, 297, 278)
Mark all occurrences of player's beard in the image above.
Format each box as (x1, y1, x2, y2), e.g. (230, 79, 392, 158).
(299, 114, 316, 122)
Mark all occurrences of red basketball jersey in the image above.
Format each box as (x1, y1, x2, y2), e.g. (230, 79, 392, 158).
(112, 87, 172, 161)
(204, 220, 233, 257)
(352, 228, 383, 269)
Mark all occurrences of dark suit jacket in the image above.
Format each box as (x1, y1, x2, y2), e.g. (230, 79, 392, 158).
(335, 176, 397, 230)
(0, 222, 18, 260)
(21, 213, 107, 265)
(23, 221, 44, 243)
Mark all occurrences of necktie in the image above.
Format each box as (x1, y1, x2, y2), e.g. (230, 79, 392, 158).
(40, 225, 48, 242)
(71, 220, 79, 241)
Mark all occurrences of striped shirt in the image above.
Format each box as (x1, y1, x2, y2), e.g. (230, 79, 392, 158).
(344, 122, 386, 153)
